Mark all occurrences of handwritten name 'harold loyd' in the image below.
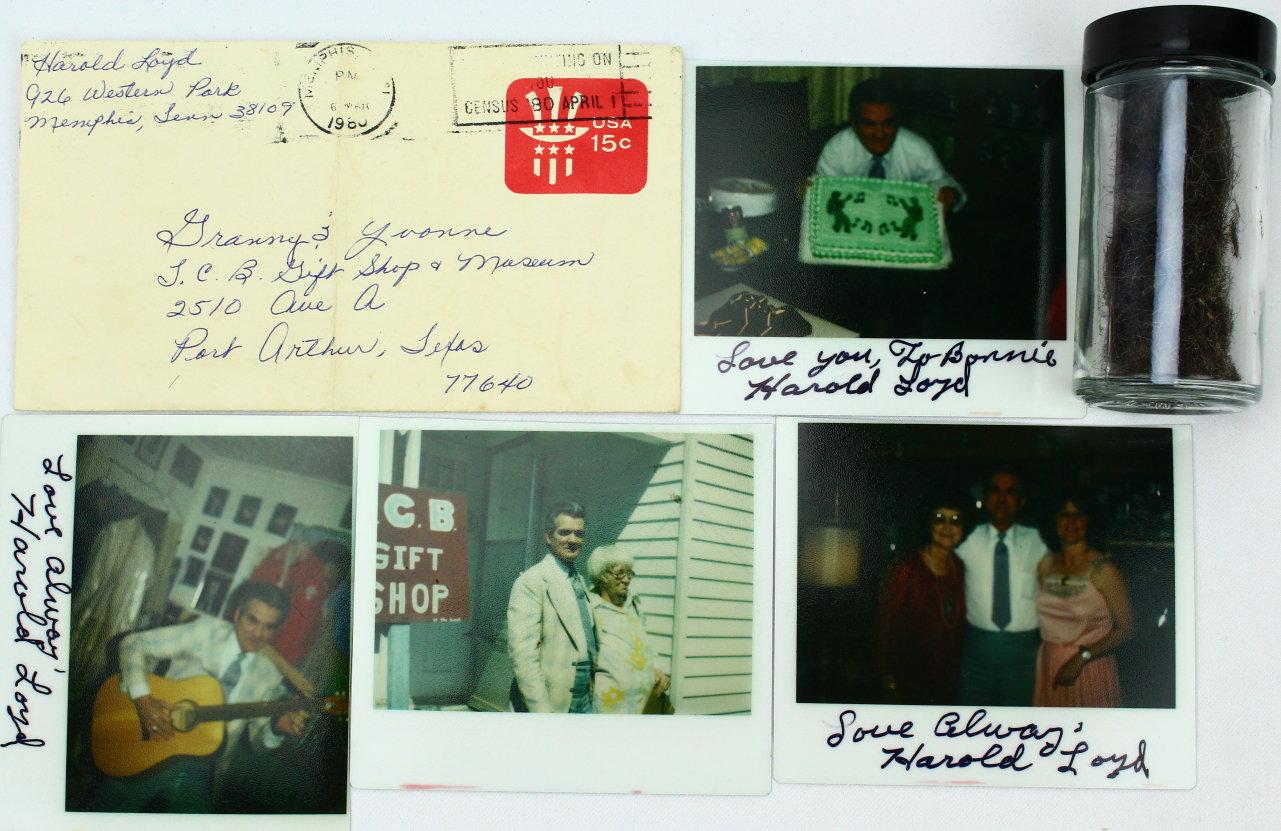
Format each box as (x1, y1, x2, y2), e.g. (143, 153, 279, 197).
(715, 339, 1057, 403)
(4, 456, 73, 750)
(826, 709, 1150, 782)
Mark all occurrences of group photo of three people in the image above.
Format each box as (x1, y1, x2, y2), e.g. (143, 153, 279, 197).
(877, 470, 1132, 708)
(796, 423, 1176, 711)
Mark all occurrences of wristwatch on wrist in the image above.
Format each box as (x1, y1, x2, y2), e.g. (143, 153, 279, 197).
(1078, 647, 1094, 662)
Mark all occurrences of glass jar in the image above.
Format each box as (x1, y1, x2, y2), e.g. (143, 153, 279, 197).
(1076, 5, 1276, 412)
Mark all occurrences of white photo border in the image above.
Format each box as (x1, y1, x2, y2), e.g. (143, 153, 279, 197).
(0, 413, 357, 831)
(772, 417, 1195, 789)
(681, 62, 1086, 419)
(349, 416, 774, 795)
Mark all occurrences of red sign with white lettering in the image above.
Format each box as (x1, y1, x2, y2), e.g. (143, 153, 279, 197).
(504, 77, 649, 194)
(375, 485, 468, 623)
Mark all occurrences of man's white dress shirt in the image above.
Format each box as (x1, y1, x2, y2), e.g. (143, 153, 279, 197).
(815, 125, 967, 211)
(955, 522, 1046, 633)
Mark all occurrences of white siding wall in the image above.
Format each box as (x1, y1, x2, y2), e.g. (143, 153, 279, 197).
(616, 440, 686, 675)
(613, 433, 755, 715)
(669, 434, 754, 715)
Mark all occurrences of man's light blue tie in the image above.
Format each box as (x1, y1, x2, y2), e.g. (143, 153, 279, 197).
(572, 575, 598, 660)
(868, 155, 887, 179)
(992, 531, 1011, 630)
(220, 653, 245, 698)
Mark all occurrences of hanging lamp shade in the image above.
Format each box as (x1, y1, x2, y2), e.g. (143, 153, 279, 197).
(799, 525, 861, 587)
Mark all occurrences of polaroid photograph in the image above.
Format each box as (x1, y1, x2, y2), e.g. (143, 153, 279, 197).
(774, 419, 1194, 789)
(349, 419, 773, 794)
(0, 415, 356, 829)
(683, 64, 1083, 417)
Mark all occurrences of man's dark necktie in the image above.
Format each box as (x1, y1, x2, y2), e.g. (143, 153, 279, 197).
(220, 653, 245, 698)
(868, 155, 886, 179)
(991, 531, 1011, 630)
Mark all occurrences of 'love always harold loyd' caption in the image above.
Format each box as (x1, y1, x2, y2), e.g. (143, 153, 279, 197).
(827, 708, 1150, 782)
(4, 455, 73, 750)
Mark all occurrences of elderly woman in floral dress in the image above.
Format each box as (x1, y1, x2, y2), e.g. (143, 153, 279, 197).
(585, 545, 670, 714)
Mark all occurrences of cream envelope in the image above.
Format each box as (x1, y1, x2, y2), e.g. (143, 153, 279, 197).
(17, 42, 680, 411)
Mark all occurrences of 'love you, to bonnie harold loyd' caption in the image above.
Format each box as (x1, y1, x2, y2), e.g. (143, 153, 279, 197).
(715, 339, 1056, 402)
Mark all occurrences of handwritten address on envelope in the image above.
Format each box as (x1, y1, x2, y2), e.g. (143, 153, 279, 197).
(16, 42, 681, 412)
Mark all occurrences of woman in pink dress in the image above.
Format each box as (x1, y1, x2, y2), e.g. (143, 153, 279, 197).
(1033, 494, 1134, 707)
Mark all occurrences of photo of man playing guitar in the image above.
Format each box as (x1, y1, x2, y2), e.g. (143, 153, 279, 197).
(84, 581, 313, 813)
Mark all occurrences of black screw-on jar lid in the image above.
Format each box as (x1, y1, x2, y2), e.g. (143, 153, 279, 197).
(1083, 5, 1277, 85)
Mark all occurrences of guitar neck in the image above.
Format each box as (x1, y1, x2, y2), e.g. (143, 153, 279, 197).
(193, 697, 309, 724)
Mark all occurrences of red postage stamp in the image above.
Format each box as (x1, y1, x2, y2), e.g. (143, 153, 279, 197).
(504, 77, 649, 194)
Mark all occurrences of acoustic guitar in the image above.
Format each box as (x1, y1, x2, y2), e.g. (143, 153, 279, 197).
(90, 673, 348, 777)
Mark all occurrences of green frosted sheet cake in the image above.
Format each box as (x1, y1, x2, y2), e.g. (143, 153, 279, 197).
(799, 176, 952, 270)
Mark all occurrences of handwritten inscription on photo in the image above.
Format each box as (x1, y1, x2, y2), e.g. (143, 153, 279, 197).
(825, 709, 1149, 782)
(715, 339, 1057, 402)
(4, 455, 73, 751)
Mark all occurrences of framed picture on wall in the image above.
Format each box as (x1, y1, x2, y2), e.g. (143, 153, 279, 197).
(195, 570, 231, 616)
(267, 503, 297, 536)
(180, 557, 205, 587)
(191, 525, 213, 553)
(235, 495, 262, 528)
(203, 486, 229, 517)
(169, 444, 203, 487)
(211, 533, 249, 573)
(135, 435, 169, 469)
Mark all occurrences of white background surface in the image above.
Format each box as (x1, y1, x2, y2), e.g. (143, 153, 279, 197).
(2, 0, 1279, 828)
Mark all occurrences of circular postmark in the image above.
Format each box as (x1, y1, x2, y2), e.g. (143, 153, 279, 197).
(298, 43, 396, 136)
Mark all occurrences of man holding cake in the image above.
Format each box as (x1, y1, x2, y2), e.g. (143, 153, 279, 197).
(815, 79, 965, 215)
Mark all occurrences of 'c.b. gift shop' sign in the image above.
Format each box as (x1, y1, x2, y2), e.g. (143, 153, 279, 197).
(376, 485, 468, 623)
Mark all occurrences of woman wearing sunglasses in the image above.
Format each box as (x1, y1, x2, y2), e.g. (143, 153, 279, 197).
(876, 499, 968, 704)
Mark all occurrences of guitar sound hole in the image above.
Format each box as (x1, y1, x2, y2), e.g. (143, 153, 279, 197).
(170, 700, 198, 732)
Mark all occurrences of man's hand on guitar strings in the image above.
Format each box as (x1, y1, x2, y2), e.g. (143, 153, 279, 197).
(274, 709, 309, 737)
(133, 695, 175, 740)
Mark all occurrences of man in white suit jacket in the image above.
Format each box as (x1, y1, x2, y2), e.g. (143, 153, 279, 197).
(507, 501, 598, 714)
(91, 581, 309, 812)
